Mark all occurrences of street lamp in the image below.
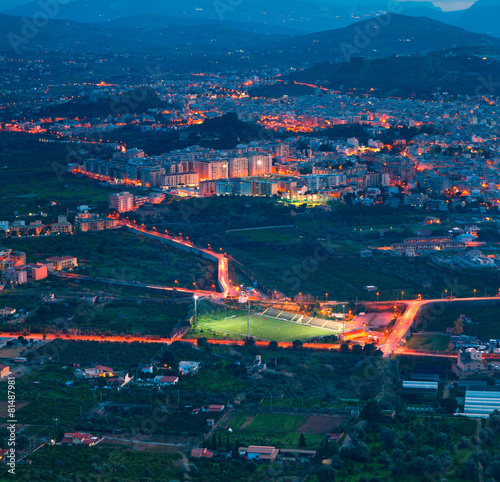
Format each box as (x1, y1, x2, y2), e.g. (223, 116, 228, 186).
(376, 292, 379, 302)
(325, 293, 328, 303)
(473, 289, 477, 298)
(194, 294, 198, 324)
(401, 291, 404, 300)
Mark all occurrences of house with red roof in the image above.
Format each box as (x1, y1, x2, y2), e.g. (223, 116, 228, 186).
(60, 432, 100, 446)
(207, 404, 225, 412)
(0, 365, 9, 378)
(156, 375, 179, 386)
(190, 447, 214, 459)
(240, 445, 279, 461)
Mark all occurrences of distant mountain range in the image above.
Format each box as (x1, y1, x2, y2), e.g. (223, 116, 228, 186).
(0, 14, 286, 55)
(452, 0, 500, 38)
(3, 0, 495, 36)
(2, 8, 500, 99)
(1, 12, 497, 64)
(253, 14, 500, 66)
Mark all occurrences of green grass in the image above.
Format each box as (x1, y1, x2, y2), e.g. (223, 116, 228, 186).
(417, 301, 500, 340)
(243, 413, 307, 432)
(229, 227, 299, 244)
(195, 314, 337, 341)
(406, 334, 451, 352)
(225, 412, 331, 450)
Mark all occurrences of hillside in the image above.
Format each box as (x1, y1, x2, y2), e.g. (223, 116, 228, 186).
(0, 14, 284, 55)
(250, 47, 500, 98)
(1, 0, 474, 35)
(452, 0, 500, 39)
(254, 14, 500, 66)
(38, 87, 164, 119)
(96, 14, 301, 36)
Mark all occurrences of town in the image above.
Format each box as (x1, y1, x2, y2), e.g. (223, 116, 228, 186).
(1, 1, 500, 481)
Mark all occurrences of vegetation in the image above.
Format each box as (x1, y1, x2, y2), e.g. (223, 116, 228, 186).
(415, 301, 500, 339)
(1, 228, 217, 290)
(25, 299, 189, 336)
(28, 340, 161, 368)
(0, 132, 113, 217)
(9, 445, 182, 481)
(406, 334, 451, 352)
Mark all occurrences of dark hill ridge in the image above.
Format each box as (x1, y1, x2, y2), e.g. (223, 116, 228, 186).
(1, 12, 498, 69)
(452, 0, 500, 39)
(256, 14, 500, 65)
(250, 47, 500, 98)
(1, 0, 469, 34)
(0, 14, 285, 54)
(37, 86, 165, 119)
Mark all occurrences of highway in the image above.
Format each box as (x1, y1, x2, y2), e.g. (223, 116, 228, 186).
(120, 221, 236, 298)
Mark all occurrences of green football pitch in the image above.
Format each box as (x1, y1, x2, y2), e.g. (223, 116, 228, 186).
(197, 314, 336, 342)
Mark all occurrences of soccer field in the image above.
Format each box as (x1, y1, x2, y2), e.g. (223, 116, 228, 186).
(197, 314, 336, 342)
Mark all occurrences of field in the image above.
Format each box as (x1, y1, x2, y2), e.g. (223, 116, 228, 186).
(416, 301, 500, 340)
(222, 411, 350, 449)
(195, 314, 336, 341)
(406, 334, 451, 352)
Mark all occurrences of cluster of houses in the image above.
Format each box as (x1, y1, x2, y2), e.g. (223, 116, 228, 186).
(0, 248, 77, 286)
(0, 213, 120, 237)
(190, 445, 317, 463)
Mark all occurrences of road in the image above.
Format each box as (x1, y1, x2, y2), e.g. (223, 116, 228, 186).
(380, 296, 500, 356)
(55, 272, 216, 298)
(120, 221, 236, 298)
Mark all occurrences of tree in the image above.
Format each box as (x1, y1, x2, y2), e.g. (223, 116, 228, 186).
(197, 337, 208, 348)
(244, 337, 255, 347)
(211, 434, 217, 450)
(361, 399, 381, 422)
(292, 339, 303, 350)
(452, 318, 463, 335)
(408, 456, 426, 472)
(440, 397, 458, 414)
(391, 464, 406, 478)
(352, 344, 363, 355)
(377, 450, 391, 467)
(340, 343, 350, 353)
(268, 340, 278, 350)
(363, 343, 376, 356)
(299, 433, 307, 448)
(379, 428, 398, 448)
(316, 466, 337, 482)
